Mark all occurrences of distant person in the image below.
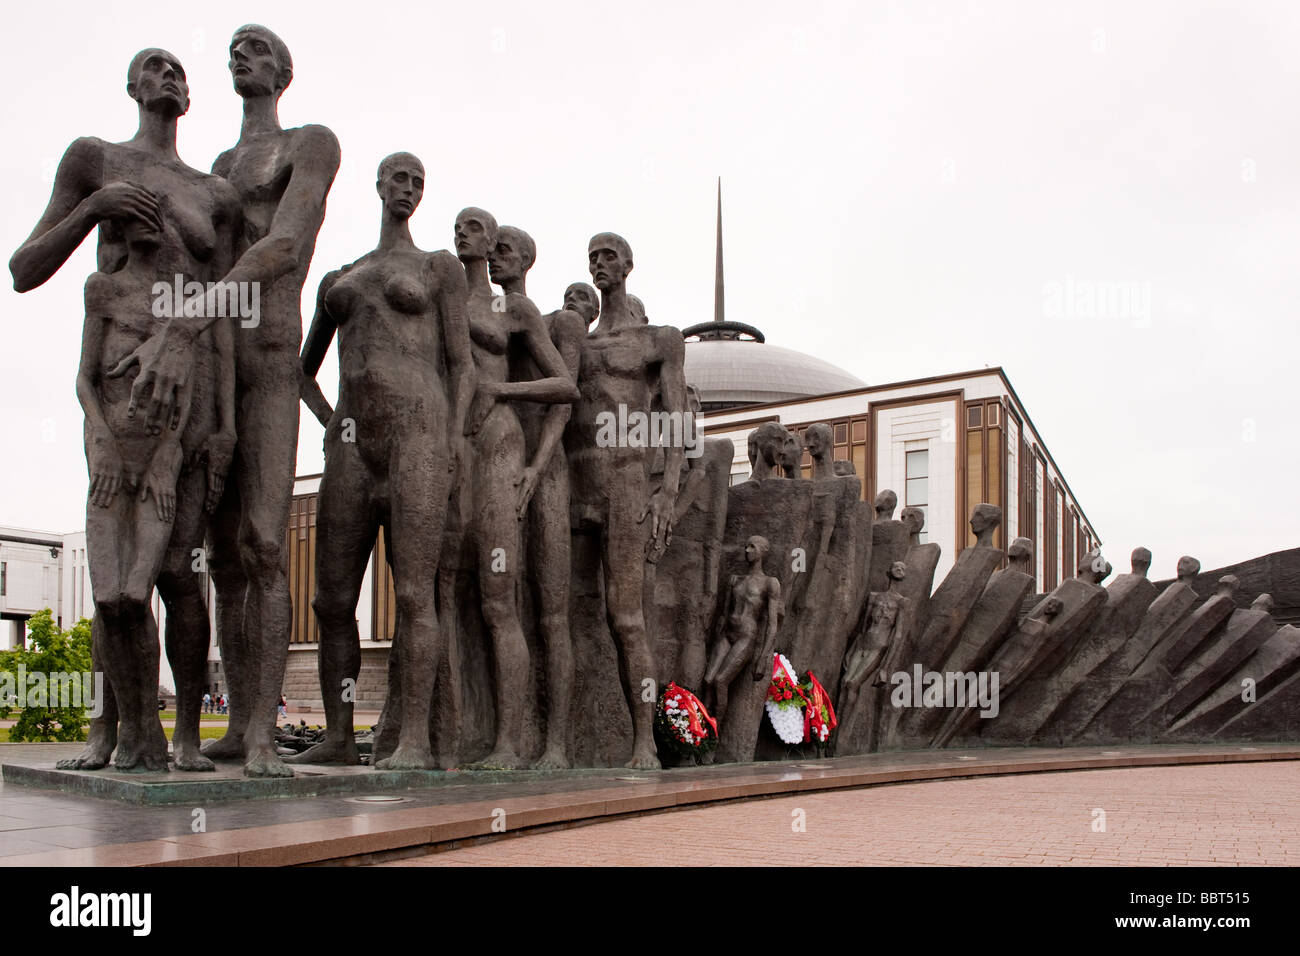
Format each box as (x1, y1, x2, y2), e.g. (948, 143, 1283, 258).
(202, 693, 212, 714)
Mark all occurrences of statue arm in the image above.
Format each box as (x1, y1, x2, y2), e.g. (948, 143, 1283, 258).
(435, 254, 476, 442)
(299, 269, 343, 427)
(531, 315, 582, 470)
(656, 328, 688, 498)
(488, 297, 580, 404)
(10, 138, 142, 292)
(754, 578, 784, 680)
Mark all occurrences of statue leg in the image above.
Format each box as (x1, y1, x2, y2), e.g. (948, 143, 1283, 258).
(288, 444, 374, 765)
(602, 486, 661, 770)
(710, 634, 756, 731)
(233, 382, 298, 779)
(202, 480, 248, 759)
(464, 413, 529, 770)
(55, 614, 119, 769)
(527, 466, 573, 770)
(158, 465, 214, 771)
(375, 433, 453, 771)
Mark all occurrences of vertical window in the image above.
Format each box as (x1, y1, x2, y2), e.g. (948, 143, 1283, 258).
(1, 561, 6, 597)
(905, 449, 929, 543)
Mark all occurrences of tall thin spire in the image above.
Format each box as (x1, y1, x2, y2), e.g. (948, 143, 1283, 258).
(683, 176, 763, 342)
(714, 176, 724, 324)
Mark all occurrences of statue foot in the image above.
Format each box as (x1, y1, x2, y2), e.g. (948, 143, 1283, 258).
(530, 748, 570, 771)
(173, 742, 216, 772)
(624, 747, 661, 771)
(200, 732, 245, 760)
(463, 750, 528, 771)
(243, 745, 294, 778)
(114, 740, 169, 773)
(284, 737, 360, 765)
(375, 745, 437, 771)
(56, 735, 115, 770)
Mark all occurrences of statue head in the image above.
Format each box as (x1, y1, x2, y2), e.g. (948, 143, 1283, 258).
(454, 207, 498, 262)
(488, 225, 536, 286)
(1130, 547, 1152, 578)
(832, 460, 857, 477)
(229, 24, 292, 99)
(1077, 547, 1108, 584)
(1041, 596, 1064, 620)
(686, 384, 702, 415)
(1252, 593, 1275, 614)
(874, 490, 898, 521)
(127, 48, 190, 119)
(969, 503, 1002, 540)
(900, 506, 925, 537)
(804, 423, 833, 460)
(888, 560, 908, 583)
(780, 433, 803, 475)
(375, 152, 424, 221)
(588, 232, 633, 292)
(1176, 555, 1201, 584)
(1215, 575, 1239, 598)
(563, 282, 600, 325)
(753, 422, 788, 467)
(745, 535, 771, 565)
(1007, 536, 1033, 572)
(627, 294, 648, 324)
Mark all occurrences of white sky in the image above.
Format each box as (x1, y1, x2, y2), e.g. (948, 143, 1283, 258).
(2, 0, 1297, 580)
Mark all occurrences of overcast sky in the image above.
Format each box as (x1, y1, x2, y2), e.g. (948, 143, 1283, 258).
(2, 0, 1297, 580)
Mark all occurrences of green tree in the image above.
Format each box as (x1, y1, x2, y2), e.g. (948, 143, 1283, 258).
(0, 609, 95, 742)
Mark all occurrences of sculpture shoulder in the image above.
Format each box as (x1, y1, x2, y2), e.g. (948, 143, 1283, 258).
(57, 136, 109, 184)
(287, 124, 341, 169)
(548, 308, 586, 343)
(211, 146, 236, 178)
(424, 249, 464, 284)
(506, 291, 542, 322)
(650, 324, 686, 361)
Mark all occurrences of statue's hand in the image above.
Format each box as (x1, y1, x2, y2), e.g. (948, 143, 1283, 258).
(142, 439, 184, 524)
(106, 322, 197, 435)
(199, 430, 236, 513)
(86, 181, 162, 232)
(639, 489, 675, 563)
(87, 430, 125, 508)
(515, 465, 540, 520)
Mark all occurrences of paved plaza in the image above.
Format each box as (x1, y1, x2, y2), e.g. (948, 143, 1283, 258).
(385, 762, 1300, 867)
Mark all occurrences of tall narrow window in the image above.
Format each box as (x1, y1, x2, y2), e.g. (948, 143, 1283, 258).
(0, 561, 6, 597)
(905, 448, 929, 544)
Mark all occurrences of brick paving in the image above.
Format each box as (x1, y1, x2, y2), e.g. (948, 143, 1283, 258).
(385, 763, 1300, 866)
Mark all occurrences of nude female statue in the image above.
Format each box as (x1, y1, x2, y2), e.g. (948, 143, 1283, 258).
(9, 49, 240, 771)
(487, 225, 584, 769)
(705, 535, 783, 729)
(294, 153, 473, 769)
(456, 207, 579, 769)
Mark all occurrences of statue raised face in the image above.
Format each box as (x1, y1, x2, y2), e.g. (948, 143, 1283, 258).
(455, 207, 498, 261)
(489, 225, 535, 285)
(587, 233, 633, 292)
(229, 25, 292, 98)
(128, 48, 190, 119)
(376, 153, 424, 221)
(563, 282, 599, 324)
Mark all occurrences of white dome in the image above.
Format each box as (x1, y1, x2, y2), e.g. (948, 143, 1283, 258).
(685, 339, 866, 407)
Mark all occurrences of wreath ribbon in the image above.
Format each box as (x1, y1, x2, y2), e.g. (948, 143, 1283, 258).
(666, 681, 717, 740)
